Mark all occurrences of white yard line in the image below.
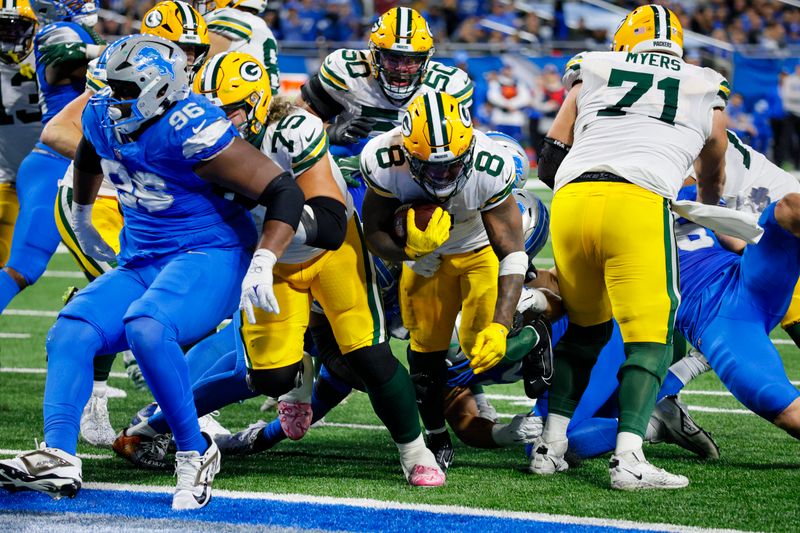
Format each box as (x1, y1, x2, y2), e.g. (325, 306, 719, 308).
(4, 309, 58, 317)
(0, 367, 127, 379)
(0, 448, 112, 460)
(0, 333, 31, 339)
(687, 405, 753, 415)
(41, 270, 85, 279)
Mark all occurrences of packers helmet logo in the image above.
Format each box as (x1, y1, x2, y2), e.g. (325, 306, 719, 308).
(144, 10, 163, 28)
(401, 111, 412, 137)
(240, 61, 261, 82)
(371, 16, 382, 33)
(458, 104, 471, 128)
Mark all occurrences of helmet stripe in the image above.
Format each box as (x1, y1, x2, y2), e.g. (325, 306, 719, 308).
(177, 1, 198, 33)
(649, 5, 660, 39)
(663, 6, 672, 40)
(203, 53, 224, 94)
(396, 7, 410, 45)
(436, 92, 449, 150)
(423, 93, 439, 152)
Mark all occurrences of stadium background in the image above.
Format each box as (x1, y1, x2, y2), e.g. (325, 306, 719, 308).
(2, 1, 800, 531)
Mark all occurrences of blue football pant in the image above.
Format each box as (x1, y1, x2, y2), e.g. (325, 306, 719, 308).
(0, 150, 68, 312)
(44, 247, 249, 454)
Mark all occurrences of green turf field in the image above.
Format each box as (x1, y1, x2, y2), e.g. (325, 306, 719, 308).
(1, 189, 799, 532)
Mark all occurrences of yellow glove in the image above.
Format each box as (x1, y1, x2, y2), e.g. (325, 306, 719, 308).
(404, 207, 451, 260)
(469, 322, 509, 374)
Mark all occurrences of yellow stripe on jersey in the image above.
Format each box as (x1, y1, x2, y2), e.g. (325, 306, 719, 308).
(292, 131, 329, 175)
(450, 82, 474, 106)
(359, 160, 396, 198)
(717, 80, 731, 101)
(319, 63, 349, 92)
(207, 19, 252, 40)
(481, 178, 514, 210)
(86, 72, 105, 93)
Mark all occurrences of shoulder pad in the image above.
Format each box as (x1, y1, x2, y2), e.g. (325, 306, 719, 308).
(711, 71, 730, 109)
(275, 110, 328, 175)
(168, 96, 236, 162)
(444, 65, 474, 106)
(562, 52, 587, 89)
(206, 8, 254, 40)
(36, 22, 87, 47)
(318, 49, 369, 93)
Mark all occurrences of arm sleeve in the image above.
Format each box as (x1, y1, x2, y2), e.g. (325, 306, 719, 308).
(301, 75, 346, 122)
(74, 136, 102, 175)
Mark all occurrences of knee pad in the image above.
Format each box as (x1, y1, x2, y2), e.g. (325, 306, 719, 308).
(246, 361, 303, 398)
(125, 316, 176, 355)
(555, 321, 613, 365)
(346, 342, 399, 389)
(7, 205, 60, 284)
(46, 317, 105, 362)
(309, 321, 366, 391)
(408, 349, 448, 390)
(619, 342, 671, 382)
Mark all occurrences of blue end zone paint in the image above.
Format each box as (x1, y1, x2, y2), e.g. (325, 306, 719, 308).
(0, 488, 672, 533)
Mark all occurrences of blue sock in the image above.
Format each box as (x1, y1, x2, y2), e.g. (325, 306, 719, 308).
(0, 269, 21, 312)
(656, 370, 685, 401)
(567, 417, 618, 459)
(43, 318, 103, 455)
(262, 419, 285, 446)
(126, 317, 207, 453)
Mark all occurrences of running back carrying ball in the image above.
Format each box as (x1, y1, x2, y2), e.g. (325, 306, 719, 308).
(393, 202, 444, 242)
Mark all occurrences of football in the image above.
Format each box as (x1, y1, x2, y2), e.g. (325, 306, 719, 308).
(393, 202, 442, 242)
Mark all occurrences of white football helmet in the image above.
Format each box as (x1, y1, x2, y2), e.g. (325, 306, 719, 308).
(95, 35, 189, 134)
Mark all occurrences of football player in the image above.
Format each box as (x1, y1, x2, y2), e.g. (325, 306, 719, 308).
(116, 51, 444, 487)
(534, 4, 728, 489)
(0, 0, 41, 264)
(299, 6, 473, 154)
(193, 0, 280, 94)
(0, 0, 101, 313)
(0, 36, 306, 509)
(361, 91, 526, 472)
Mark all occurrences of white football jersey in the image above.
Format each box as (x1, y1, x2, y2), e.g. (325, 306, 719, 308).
(205, 8, 280, 93)
(360, 128, 515, 255)
(720, 130, 800, 214)
(555, 51, 729, 199)
(0, 58, 42, 184)
(258, 107, 352, 264)
(316, 49, 473, 135)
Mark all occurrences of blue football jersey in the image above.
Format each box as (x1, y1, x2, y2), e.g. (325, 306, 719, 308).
(82, 92, 257, 263)
(34, 21, 97, 124)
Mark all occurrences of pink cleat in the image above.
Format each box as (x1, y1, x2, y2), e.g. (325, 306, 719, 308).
(407, 464, 446, 487)
(278, 401, 312, 440)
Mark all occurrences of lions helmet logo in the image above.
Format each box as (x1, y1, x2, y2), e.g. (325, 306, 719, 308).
(134, 46, 176, 81)
(144, 10, 163, 28)
(240, 61, 261, 82)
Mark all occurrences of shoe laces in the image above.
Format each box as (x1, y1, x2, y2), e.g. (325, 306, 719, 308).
(88, 395, 109, 418)
(174, 452, 202, 490)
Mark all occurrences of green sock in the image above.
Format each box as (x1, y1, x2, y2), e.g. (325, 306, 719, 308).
(617, 342, 671, 437)
(671, 331, 687, 365)
(784, 323, 800, 350)
(548, 321, 612, 418)
(93, 353, 116, 382)
(366, 364, 421, 444)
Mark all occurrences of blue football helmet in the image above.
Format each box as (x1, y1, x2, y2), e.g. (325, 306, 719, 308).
(486, 130, 530, 189)
(31, 0, 98, 25)
(92, 34, 188, 134)
(513, 188, 549, 261)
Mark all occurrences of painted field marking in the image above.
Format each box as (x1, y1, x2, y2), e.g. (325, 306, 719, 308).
(0, 333, 31, 339)
(41, 270, 85, 279)
(0, 448, 112, 460)
(4, 309, 58, 317)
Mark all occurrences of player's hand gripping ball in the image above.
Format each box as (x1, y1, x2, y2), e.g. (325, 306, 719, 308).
(394, 203, 451, 259)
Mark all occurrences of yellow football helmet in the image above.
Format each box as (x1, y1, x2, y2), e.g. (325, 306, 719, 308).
(369, 7, 435, 103)
(190, 0, 266, 16)
(0, 0, 38, 65)
(194, 51, 271, 145)
(141, 1, 210, 73)
(612, 4, 684, 58)
(402, 91, 474, 202)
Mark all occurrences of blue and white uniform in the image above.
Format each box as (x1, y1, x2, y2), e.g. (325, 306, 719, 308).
(43, 92, 255, 455)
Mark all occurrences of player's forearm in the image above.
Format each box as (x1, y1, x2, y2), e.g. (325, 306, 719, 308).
(41, 122, 82, 160)
(365, 229, 409, 262)
(256, 220, 295, 257)
(492, 274, 524, 328)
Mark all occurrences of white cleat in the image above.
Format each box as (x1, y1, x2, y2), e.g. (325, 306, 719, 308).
(529, 437, 568, 475)
(172, 434, 221, 510)
(104, 385, 127, 399)
(198, 411, 230, 440)
(0, 443, 82, 499)
(493, 413, 543, 446)
(609, 448, 689, 490)
(80, 393, 117, 447)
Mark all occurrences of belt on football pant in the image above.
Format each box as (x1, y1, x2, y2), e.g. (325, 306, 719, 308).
(571, 172, 632, 184)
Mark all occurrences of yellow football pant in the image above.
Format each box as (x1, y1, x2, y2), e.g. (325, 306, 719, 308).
(54, 185, 122, 281)
(400, 244, 498, 354)
(0, 183, 18, 266)
(551, 182, 679, 344)
(240, 216, 386, 370)
(781, 279, 800, 329)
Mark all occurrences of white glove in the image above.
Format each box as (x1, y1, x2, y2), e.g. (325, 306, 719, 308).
(406, 252, 441, 278)
(71, 203, 116, 262)
(240, 248, 280, 324)
(491, 413, 544, 446)
(516, 286, 548, 315)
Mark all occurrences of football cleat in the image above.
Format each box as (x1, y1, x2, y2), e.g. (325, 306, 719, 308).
(277, 401, 312, 441)
(0, 443, 82, 499)
(609, 448, 689, 490)
(104, 385, 127, 399)
(648, 395, 720, 459)
(493, 413, 543, 447)
(112, 426, 172, 470)
(125, 359, 148, 391)
(214, 420, 273, 456)
(198, 411, 230, 440)
(172, 433, 221, 510)
(529, 437, 568, 475)
(426, 431, 455, 473)
(407, 464, 445, 487)
(80, 393, 117, 448)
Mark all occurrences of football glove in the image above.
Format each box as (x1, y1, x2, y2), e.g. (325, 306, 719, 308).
(404, 207, 450, 260)
(327, 116, 376, 145)
(406, 252, 441, 278)
(335, 155, 363, 187)
(240, 248, 280, 324)
(38, 42, 102, 67)
(469, 322, 509, 374)
(72, 203, 116, 262)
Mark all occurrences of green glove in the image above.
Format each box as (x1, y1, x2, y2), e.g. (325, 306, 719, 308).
(334, 155, 363, 188)
(38, 42, 102, 68)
